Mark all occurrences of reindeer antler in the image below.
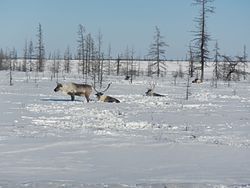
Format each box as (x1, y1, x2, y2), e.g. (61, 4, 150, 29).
(92, 82, 98, 93)
(148, 81, 156, 91)
(93, 82, 112, 93)
(101, 82, 112, 93)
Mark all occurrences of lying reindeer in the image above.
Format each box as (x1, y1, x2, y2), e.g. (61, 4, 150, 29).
(94, 83, 120, 103)
(145, 89, 166, 97)
(54, 82, 92, 102)
(145, 81, 166, 97)
(192, 78, 202, 84)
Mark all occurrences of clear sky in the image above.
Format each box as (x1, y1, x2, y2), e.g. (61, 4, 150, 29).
(0, 0, 249, 59)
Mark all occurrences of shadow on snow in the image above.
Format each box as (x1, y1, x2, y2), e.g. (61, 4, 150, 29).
(41, 98, 83, 102)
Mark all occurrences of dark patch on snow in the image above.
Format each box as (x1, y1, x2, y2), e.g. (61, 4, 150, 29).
(41, 98, 82, 102)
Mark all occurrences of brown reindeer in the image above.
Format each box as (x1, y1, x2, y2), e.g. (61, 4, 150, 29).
(54, 82, 92, 102)
(94, 83, 120, 103)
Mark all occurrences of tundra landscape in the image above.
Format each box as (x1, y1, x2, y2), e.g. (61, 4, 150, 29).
(0, 60, 250, 187)
(1, 0, 250, 187)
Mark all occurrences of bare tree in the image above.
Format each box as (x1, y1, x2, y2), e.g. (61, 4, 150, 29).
(186, 67, 191, 100)
(148, 26, 168, 77)
(85, 33, 95, 76)
(23, 40, 28, 72)
(235, 54, 247, 81)
(147, 61, 152, 77)
(192, 0, 214, 82)
(51, 50, 60, 82)
(36, 23, 45, 72)
(218, 55, 243, 82)
(188, 44, 195, 78)
(125, 46, 130, 78)
(178, 64, 184, 78)
(8, 49, 16, 86)
(0, 48, 5, 70)
(99, 53, 104, 87)
(0, 49, 2, 70)
(97, 30, 103, 85)
(212, 41, 220, 87)
(130, 47, 135, 83)
(77, 24, 86, 81)
(23, 40, 30, 82)
(107, 43, 112, 75)
(64, 46, 71, 74)
(11, 48, 18, 71)
(243, 45, 248, 80)
(28, 40, 34, 72)
(172, 71, 178, 86)
(116, 55, 121, 76)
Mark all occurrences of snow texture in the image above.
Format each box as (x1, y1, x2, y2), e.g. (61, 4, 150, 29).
(0, 61, 250, 187)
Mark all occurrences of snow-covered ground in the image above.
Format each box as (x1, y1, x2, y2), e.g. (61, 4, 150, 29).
(0, 62, 250, 187)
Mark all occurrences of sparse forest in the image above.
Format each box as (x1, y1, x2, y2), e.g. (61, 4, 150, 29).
(0, 0, 248, 89)
(0, 20, 248, 88)
(1, 1, 250, 186)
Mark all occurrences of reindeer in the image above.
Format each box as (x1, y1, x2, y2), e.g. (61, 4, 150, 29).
(145, 81, 166, 97)
(94, 83, 120, 103)
(192, 78, 202, 84)
(54, 82, 92, 102)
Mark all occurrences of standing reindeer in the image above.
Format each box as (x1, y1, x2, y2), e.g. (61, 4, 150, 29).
(145, 82, 166, 97)
(54, 82, 92, 102)
(94, 83, 120, 103)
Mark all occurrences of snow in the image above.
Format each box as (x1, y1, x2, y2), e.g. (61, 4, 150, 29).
(0, 61, 250, 187)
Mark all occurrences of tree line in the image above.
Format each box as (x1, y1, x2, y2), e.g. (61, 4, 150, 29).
(0, 0, 248, 86)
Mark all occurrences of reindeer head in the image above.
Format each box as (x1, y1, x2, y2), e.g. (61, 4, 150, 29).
(94, 83, 112, 100)
(145, 81, 155, 96)
(54, 83, 63, 92)
(145, 89, 153, 96)
(94, 83, 120, 103)
(95, 92, 104, 98)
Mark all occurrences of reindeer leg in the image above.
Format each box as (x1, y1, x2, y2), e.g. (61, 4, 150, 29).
(85, 95, 90, 103)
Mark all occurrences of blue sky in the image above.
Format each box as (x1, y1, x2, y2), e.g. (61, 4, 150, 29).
(0, 0, 249, 59)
